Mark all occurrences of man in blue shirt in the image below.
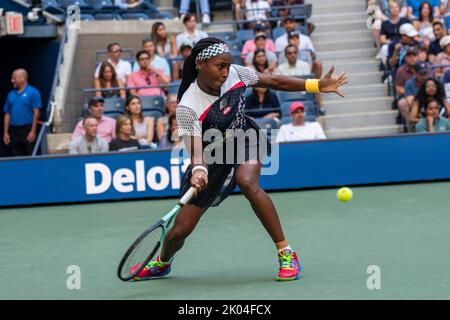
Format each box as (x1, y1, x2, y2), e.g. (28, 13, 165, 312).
(3, 69, 42, 156)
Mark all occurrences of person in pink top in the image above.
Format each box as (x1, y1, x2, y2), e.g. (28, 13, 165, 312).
(71, 97, 116, 143)
(127, 50, 170, 97)
(241, 24, 276, 60)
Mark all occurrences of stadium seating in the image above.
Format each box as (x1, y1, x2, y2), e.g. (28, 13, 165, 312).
(94, 12, 122, 20)
(140, 96, 165, 112)
(226, 40, 243, 55)
(209, 32, 236, 42)
(80, 13, 95, 21)
(121, 12, 151, 20)
(85, 0, 113, 11)
(254, 118, 279, 131)
(103, 97, 125, 114)
(236, 30, 254, 44)
(277, 91, 315, 104)
(168, 79, 181, 95)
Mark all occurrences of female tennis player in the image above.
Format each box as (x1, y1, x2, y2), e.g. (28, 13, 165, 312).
(132, 38, 347, 281)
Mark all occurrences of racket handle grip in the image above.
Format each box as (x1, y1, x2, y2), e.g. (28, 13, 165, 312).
(179, 187, 197, 206)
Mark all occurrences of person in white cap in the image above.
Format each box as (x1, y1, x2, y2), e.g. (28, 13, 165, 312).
(388, 23, 420, 72)
(433, 35, 450, 78)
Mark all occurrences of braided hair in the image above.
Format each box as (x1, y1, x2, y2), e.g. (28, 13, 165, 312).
(177, 37, 227, 102)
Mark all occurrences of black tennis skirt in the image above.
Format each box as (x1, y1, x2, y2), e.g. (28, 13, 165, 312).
(179, 116, 272, 209)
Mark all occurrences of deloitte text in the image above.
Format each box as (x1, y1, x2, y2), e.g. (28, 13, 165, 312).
(85, 158, 190, 195)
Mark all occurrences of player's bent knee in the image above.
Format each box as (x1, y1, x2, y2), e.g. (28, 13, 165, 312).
(236, 175, 260, 195)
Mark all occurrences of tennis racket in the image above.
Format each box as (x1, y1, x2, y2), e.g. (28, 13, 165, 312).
(117, 187, 197, 281)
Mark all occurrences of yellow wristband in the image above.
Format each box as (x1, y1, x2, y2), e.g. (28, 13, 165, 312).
(305, 79, 320, 93)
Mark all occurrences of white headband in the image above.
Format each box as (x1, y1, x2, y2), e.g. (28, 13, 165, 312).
(195, 43, 231, 62)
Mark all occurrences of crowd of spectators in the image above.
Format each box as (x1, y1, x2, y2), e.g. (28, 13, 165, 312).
(370, 0, 450, 133)
(69, 1, 328, 155)
(4, 0, 398, 157)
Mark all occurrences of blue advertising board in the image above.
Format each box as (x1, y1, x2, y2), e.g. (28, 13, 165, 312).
(1, 133, 450, 207)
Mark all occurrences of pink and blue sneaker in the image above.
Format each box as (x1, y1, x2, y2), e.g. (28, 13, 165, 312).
(276, 249, 302, 281)
(129, 256, 172, 281)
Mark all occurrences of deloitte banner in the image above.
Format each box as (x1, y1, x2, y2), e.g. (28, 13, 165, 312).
(1, 133, 450, 207)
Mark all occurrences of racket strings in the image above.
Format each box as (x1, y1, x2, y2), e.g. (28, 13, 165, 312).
(119, 226, 164, 279)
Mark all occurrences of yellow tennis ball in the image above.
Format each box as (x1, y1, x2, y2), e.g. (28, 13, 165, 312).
(337, 187, 353, 202)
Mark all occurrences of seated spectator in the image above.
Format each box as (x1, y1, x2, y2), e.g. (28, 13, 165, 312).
(94, 62, 126, 99)
(415, 98, 450, 132)
(428, 21, 446, 63)
(3, 68, 42, 157)
(273, 0, 316, 34)
(275, 17, 315, 56)
(176, 14, 208, 49)
(398, 62, 429, 126)
(133, 38, 171, 79)
(179, 0, 211, 24)
(412, 1, 436, 47)
(159, 114, 182, 149)
(245, 35, 278, 72)
(242, 0, 272, 29)
(432, 35, 450, 78)
(94, 43, 132, 85)
(275, 18, 323, 104)
(276, 101, 326, 142)
(69, 116, 109, 154)
(410, 77, 450, 124)
(388, 23, 420, 72)
(128, 50, 170, 97)
(248, 48, 273, 74)
(378, 1, 411, 65)
(396, 47, 419, 100)
(241, 23, 276, 61)
(274, 44, 311, 76)
(172, 43, 192, 80)
(407, 0, 440, 21)
(245, 87, 281, 119)
(278, 31, 313, 66)
(124, 95, 155, 147)
(72, 97, 116, 143)
(370, 0, 408, 50)
(152, 22, 178, 58)
(109, 115, 141, 152)
(417, 44, 429, 62)
(156, 94, 177, 142)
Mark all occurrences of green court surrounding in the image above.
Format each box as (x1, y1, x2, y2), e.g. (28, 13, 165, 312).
(1, 182, 449, 300)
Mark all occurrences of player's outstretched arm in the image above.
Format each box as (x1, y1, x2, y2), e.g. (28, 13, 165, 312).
(254, 66, 348, 97)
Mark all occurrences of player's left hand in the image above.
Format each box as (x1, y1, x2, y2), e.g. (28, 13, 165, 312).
(319, 66, 348, 97)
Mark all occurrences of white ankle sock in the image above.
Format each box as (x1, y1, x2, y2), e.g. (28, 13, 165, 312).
(279, 245, 292, 252)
